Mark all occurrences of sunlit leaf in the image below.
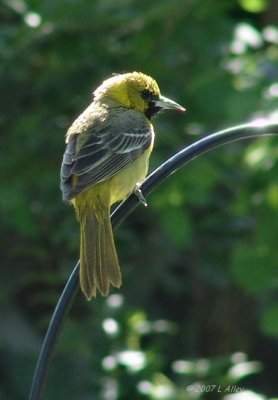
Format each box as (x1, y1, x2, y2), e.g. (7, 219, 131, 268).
(239, 0, 269, 13)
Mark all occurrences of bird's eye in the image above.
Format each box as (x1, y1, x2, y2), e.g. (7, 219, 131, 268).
(141, 89, 151, 100)
(141, 89, 159, 103)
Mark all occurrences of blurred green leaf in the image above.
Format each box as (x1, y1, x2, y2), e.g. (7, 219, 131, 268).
(239, 0, 269, 13)
(260, 302, 278, 337)
(231, 243, 277, 294)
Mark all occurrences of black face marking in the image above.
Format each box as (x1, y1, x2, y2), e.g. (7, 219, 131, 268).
(145, 101, 162, 119)
(141, 89, 160, 119)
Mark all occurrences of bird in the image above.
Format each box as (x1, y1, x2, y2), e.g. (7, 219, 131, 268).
(60, 71, 185, 300)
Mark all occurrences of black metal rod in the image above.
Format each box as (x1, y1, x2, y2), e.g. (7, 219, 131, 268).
(29, 121, 278, 400)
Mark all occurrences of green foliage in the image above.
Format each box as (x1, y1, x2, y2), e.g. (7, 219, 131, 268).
(1, 0, 278, 399)
(239, 0, 269, 13)
(260, 303, 278, 337)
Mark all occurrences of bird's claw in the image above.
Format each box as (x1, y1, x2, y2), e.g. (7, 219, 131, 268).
(134, 185, 148, 207)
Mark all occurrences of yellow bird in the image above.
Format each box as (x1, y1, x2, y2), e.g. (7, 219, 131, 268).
(61, 72, 185, 300)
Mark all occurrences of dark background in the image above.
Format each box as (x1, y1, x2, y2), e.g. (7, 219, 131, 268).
(1, 0, 278, 399)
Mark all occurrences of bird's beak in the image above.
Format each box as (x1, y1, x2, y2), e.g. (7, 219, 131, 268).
(155, 95, 186, 112)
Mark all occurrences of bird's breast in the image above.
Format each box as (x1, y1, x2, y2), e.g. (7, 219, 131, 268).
(109, 146, 153, 205)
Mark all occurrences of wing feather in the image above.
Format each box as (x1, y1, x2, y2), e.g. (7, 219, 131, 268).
(60, 108, 152, 200)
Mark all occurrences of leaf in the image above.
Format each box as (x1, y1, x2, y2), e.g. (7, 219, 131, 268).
(230, 244, 278, 294)
(239, 0, 269, 13)
(260, 302, 278, 337)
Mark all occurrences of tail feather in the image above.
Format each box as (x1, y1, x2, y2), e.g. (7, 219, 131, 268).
(79, 205, 122, 300)
(80, 213, 97, 298)
(103, 214, 123, 287)
(94, 211, 110, 296)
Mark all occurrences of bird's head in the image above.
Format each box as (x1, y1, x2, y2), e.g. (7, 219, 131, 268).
(93, 72, 185, 119)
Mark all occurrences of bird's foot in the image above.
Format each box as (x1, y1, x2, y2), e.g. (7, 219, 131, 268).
(134, 184, 148, 207)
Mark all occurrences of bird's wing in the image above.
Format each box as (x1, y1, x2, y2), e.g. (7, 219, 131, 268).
(60, 109, 153, 200)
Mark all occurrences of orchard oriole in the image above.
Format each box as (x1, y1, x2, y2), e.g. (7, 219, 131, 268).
(61, 72, 185, 300)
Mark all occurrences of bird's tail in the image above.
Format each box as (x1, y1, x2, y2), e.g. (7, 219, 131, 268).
(76, 202, 122, 300)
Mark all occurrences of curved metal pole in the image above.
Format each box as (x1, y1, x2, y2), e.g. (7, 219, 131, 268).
(29, 120, 278, 400)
